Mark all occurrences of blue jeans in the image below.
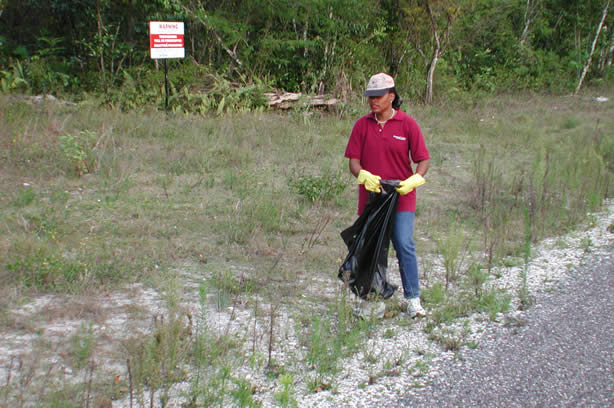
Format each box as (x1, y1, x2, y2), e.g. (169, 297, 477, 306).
(391, 211, 420, 299)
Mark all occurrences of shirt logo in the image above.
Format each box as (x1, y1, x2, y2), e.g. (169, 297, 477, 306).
(392, 135, 406, 141)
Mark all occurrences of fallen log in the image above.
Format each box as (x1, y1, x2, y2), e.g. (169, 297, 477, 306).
(264, 91, 340, 110)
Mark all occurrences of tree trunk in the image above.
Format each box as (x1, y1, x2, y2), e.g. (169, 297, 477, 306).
(604, 29, 614, 69)
(424, 0, 440, 104)
(520, 0, 541, 46)
(189, 6, 244, 69)
(425, 52, 439, 105)
(575, 1, 609, 95)
(96, 0, 106, 90)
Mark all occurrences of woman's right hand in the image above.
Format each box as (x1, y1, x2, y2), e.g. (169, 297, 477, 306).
(357, 169, 382, 193)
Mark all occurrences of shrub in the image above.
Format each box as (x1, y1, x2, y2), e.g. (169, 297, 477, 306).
(289, 172, 346, 202)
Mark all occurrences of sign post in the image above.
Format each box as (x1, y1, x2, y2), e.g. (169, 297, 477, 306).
(149, 21, 185, 112)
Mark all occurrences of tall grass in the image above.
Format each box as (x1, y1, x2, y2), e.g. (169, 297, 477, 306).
(0, 90, 612, 405)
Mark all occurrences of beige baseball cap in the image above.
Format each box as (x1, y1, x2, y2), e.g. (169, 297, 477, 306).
(363, 73, 395, 97)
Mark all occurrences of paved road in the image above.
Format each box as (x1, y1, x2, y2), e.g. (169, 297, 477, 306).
(397, 246, 614, 408)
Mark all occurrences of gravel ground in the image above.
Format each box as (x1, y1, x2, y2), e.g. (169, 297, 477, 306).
(2, 201, 612, 408)
(294, 202, 614, 408)
(394, 242, 614, 408)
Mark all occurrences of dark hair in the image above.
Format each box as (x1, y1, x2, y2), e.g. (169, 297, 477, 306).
(390, 87, 403, 109)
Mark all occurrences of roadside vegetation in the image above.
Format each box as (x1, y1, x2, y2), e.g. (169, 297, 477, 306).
(0, 86, 612, 406)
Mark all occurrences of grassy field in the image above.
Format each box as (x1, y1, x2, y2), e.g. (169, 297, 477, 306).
(0, 89, 613, 406)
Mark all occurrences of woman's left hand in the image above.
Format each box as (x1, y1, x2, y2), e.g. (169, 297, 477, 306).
(396, 174, 425, 195)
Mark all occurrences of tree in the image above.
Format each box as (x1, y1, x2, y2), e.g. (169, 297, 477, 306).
(575, 1, 610, 94)
(400, 0, 460, 104)
(520, 0, 542, 46)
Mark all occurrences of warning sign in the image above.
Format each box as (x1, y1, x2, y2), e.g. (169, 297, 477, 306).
(149, 21, 185, 59)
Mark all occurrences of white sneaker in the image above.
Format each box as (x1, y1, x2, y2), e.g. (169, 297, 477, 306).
(407, 297, 426, 318)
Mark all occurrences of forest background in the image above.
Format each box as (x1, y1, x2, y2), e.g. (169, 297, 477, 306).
(1, 0, 613, 107)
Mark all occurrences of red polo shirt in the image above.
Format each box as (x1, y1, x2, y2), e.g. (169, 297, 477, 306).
(345, 110, 430, 214)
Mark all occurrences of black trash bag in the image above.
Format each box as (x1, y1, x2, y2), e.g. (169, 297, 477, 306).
(338, 180, 400, 300)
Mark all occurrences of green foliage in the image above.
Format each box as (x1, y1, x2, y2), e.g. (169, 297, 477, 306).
(19, 34, 81, 95)
(103, 63, 269, 113)
(123, 277, 192, 407)
(186, 286, 248, 407)
(473, 287, 511, 320)
(4, 239, 126, 292)
(0, 0, 612, 104)
(436, 217, 469, 288)
(70, 323, 96, 370)
(231, 378, 261, 408)
(305, 316, 339, 374)
(422, 282, 445, 306)
(466, 263, 489, 298)
(289, 171, 347, 202)
(274, 375, 297, 408)
(0, 60, 28, 92)
(298, 294, 367, 392)
(104, 67, 161, 111)
(7, 245, 83, 290)
(171, 75, 269, 115)
(12, 187, 37, 207)
(59, 130, 97, 176)
(25, 56, 77, 95)
(562, 117, 579, 129)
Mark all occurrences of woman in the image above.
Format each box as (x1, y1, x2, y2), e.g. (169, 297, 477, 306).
(344, 72, 430, 318)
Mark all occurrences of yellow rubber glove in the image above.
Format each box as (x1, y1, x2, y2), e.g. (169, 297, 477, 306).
(396, 174, 425, 195)
(357, 169, 381, 193)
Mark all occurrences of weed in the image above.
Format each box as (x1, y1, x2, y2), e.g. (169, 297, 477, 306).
(211, 268, 235, 311)
(436, 218, 470, 288)
(231, 378, 261, 408)
(122, 276, 192, 408)
(70, 323, 95, 370)
(0, 60, 28, 92)
(413, 357, 431, 377)
(12, 187, 37, 207)
(470, 146, 504, 214)
(383, 327, 396, 339)
(300, 292, 369, 387)
(473, 288, 511, 320)
(59, 130, 97, 176)
(274, 375, 297, 408)
(427, 326, 466, 351)
(554, 239, 569, 249)
(482, 205, 511, 272)
(422, 282, 446, 306)
(466, 263, 489, 297)
(581, 236, 594, 252)
(7, 245, 82, 290)
(307, 375, 332, 393)
(305, 316, 339, 374)
(561, 117, 578, 129)
(518, 207, 534, 310)
(289, 171, 347, 202)
(426, 300, 470, 328)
